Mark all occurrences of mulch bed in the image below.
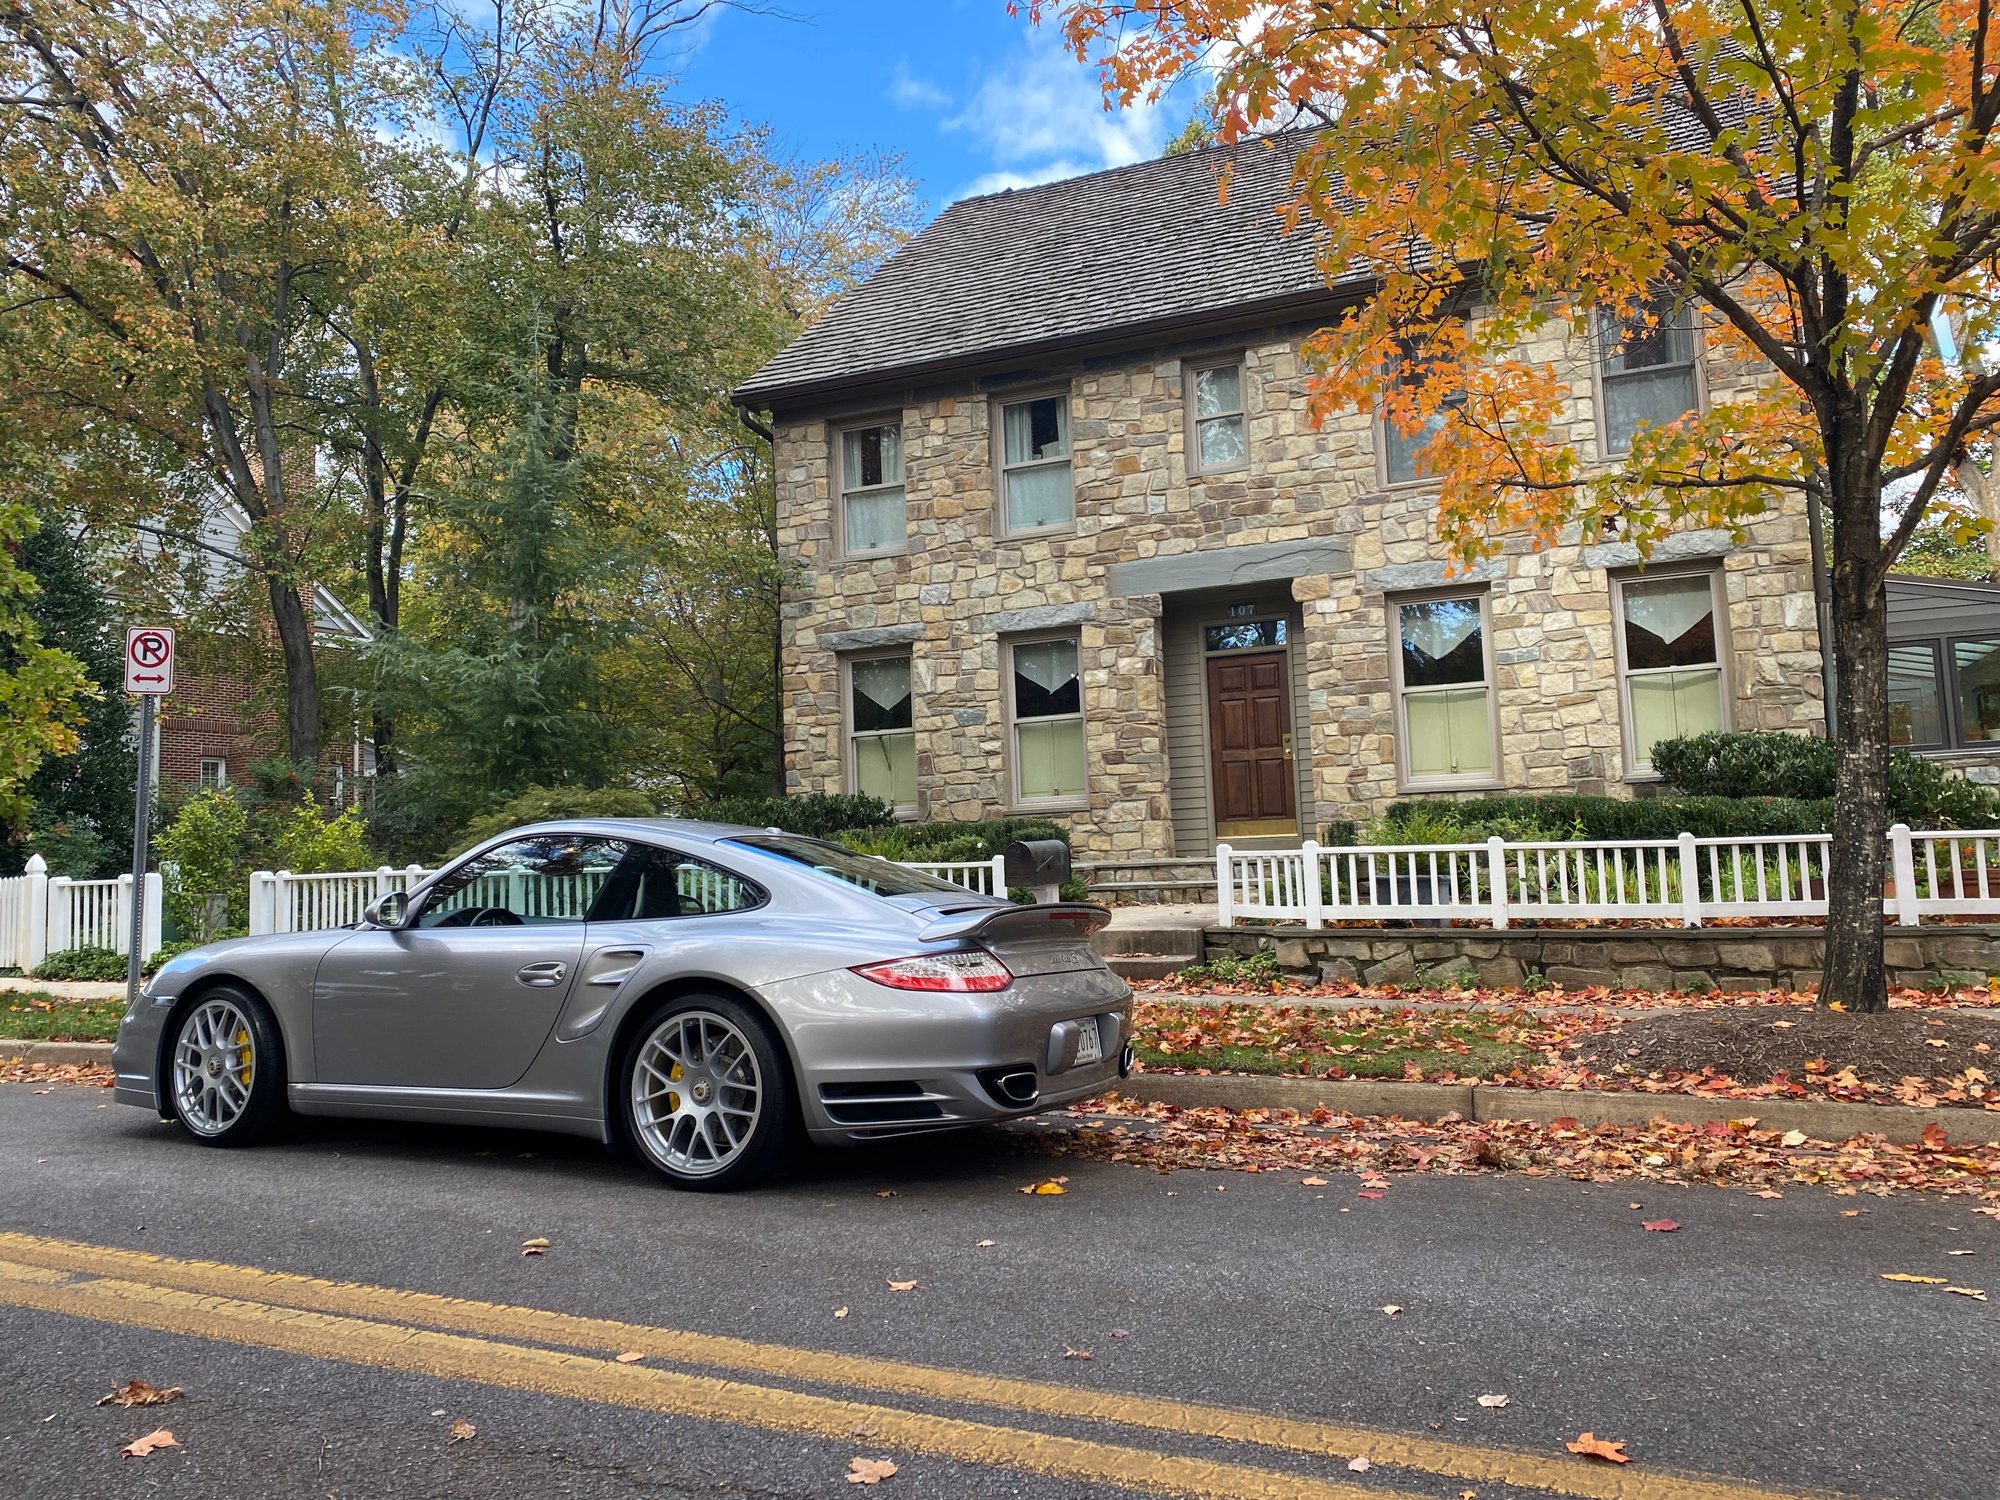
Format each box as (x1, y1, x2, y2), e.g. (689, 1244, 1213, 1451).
(1574, 1007, 2000, 1086)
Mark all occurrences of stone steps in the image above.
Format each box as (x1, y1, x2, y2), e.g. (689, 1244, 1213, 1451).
(1103, 954, 1192, 981)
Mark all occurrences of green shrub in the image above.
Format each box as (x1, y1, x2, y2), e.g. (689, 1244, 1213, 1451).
(448, 785, 661, 854)
(1651, 729, 2000, 828)
(269, 796, 370, 874)
(1380, 792, 1834, 840)
(696, 792, 893, 839)
(1322, 819, 1360, 847)
(30, 946, 127, 982)
(1175, 949, 1281, 987)
(157, 789, 250, 941)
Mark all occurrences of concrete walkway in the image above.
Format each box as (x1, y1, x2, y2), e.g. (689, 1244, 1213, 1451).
(0, 977, 125, 1001)
(1101, 903, 1211, 931)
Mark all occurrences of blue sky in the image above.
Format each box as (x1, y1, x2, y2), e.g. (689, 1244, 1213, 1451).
(674, 1, 1197, 216)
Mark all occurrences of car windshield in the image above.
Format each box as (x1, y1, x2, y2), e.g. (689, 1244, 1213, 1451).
(725, 834, 975, 898)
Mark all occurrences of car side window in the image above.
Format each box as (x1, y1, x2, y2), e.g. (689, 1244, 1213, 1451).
(595, 847, 764, 921)
(418, 836, 631, 929)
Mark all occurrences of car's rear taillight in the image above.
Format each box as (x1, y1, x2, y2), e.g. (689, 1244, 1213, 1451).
(852, 951, 1013, 992)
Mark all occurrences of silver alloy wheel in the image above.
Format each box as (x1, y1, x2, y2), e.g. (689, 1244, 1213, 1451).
(631, 1009, 764, 1178)
(172, 997, 257, 1137)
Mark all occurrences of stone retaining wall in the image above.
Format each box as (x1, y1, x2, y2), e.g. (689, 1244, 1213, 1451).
(1204, 924, 2000, 992)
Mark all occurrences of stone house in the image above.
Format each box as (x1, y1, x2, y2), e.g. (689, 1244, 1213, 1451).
(734, 138, 1829, 861)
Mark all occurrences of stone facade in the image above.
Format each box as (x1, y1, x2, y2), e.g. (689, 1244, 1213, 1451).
(1204, 922, 2000, 994)
(772, 308, 1826, 859)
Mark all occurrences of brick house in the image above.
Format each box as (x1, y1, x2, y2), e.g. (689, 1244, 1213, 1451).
(734, 138, 1829, 861)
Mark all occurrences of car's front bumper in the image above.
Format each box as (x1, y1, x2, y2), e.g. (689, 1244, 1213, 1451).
(762, 964, 1134, 1143)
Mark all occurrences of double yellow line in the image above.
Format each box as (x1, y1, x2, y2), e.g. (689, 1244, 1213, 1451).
(0, 1231, 1827, 1500)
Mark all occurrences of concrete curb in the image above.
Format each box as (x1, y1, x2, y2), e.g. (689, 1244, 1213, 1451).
(0, 1040, 114, 1066)
(1119, 1072, 2000, 1147)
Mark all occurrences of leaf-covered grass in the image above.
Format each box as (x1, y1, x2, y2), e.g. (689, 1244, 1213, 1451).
(0, 992, 125, 1042)
(1131, 999, 1553, 1080)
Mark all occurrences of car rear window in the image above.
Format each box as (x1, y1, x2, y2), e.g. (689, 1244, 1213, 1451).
(725, 835, 975, 898)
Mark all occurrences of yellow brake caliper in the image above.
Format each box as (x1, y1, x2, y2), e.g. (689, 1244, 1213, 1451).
(234, 1027, 252, 1088)
(667, 1062, 682, 1112)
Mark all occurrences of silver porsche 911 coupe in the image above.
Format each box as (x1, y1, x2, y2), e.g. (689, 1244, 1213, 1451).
(113, 820, 1133, 1189)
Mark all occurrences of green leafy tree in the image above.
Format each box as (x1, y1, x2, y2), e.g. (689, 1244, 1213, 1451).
(0, 502, 89, 838)
(267, 796, 369, 874)
(157, 789, 250, 941)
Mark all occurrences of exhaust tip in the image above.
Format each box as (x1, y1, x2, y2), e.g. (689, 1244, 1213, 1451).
(1119, 1043, 1134, 1079)
(977, 1064, 1041, 1108)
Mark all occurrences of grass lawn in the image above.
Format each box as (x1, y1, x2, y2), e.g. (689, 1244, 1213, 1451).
(1130, 998, 1551, 1080)
(0, 992, 125, 1043)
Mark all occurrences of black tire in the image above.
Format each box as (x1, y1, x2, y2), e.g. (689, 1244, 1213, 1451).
(164, 983, 288, 1147)
(620, 992, 795, 1191)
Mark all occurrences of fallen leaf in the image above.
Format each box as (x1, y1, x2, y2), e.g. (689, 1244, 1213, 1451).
(846, 1456, 898, 1486)
(834, 1307, 850, 1318)
(1566, 1432, 1630, 1464)
(1943, 1286, 1988, 1300)
(97, 1380, 183, 1408)
(615, 1351, 645, 1364)
(1478, 1394, 1510, 1408)
(120, 1428, 178, 1458)
(450, 1419, 476, 1442)
(1948, 1249, 1977, 1256)
(1841, 1210, 1863, 1218)
(1627, 1202, 1643, 1210)
(1020, 1180, 1068, 1196)
(1110, 1328, 1130, 1338)
(1347, 1456, 1371, 1473)
(886, 1279, 918, 1292)
(1358, 1190, 1386, 1200)
(975, 1239, 995, 1247)
(1780, 1129, 1809, 1147)
(1301, 1176, 1329, 1187)
(521, 1237, 549, 1256)
(875, 1189, 898, 1198)
(1753, 1190, 1783, 1200)
(1642, 1220, 1680, 1232)
(1381, 1304, 1403, 1316)
(1881, 1273, 1949, 1284)
(1063, 1347, 1093, 1360)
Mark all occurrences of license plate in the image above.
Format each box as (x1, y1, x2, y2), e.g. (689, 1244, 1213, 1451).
(1073, 1017, 1102, 1066)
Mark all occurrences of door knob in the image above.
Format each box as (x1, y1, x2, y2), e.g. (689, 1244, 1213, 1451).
(1282, 732, 1295, 761)
(516, 961, 567, 987)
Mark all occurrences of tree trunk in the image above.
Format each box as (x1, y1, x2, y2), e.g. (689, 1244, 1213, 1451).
(1819, 450, 1891, 1012)
(267, 576, 322, 771)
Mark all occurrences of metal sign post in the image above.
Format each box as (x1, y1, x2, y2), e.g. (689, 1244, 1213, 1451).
(124, 628, 174, 1010)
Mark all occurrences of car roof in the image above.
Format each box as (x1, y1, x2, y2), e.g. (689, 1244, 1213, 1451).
(509, 817, 776, 845)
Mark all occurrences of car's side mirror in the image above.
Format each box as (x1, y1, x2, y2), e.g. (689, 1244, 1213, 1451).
(364, 890, 412, 930)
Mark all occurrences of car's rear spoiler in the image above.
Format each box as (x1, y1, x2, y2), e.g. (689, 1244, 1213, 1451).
(918, 902, 1112, 946)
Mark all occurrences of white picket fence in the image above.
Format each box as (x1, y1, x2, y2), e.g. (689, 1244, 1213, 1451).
(0, 856, 164, 971)
(1217, 824, 2000, 929)
(248, 854, 1010, 936)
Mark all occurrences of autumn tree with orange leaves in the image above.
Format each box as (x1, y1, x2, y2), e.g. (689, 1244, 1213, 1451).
(1029, 0, 2000, 1012)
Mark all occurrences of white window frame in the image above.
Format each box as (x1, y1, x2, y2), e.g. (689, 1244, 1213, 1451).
(1185, 358, 1249, 477)
(992, 387, 1075, 538)
(842, 650, 918, 817)
(834, 415, 909, 559)
(1377, 325, 1465, 490)
(1610, 566, 1732, 778)
(1005, 631, 1088, 811)
(198, 756, 228, 791)
(1388, 587, 1502, 791)
(1593, 294, 1704, 458)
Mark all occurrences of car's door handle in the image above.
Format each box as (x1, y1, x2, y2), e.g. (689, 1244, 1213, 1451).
(516, 961, 567, 987)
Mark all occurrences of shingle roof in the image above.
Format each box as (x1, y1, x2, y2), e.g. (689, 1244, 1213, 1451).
(735, 135, 1339, 409)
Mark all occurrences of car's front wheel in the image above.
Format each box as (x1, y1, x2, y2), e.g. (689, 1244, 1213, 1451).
(622, 994, 793, 1190)
(167, 985, 286, 1146)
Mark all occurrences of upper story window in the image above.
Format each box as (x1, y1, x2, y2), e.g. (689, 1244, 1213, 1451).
(1614, 569, 1726, 773)
(846, 653, 917, 813)
(1187, 362, 1247, 474)
(997, 392, 1072, 534)
(1392, 592, 1496, 787)
(1597, 291, 1698, 455)
(1008, 635, 1087, 806)
(838, 421, 906, 555)
(1381, 331, 1463, 487)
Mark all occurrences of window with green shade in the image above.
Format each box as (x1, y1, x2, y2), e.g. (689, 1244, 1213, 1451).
(998, 394, 1072, 533)
(1189, 363, 1246, 473)
(848, 655, 916, 811)
(1010, 636, 1086, 803)
(839, 422, 906, 554)
(1888, 642, 1945, 747)
(1395, 594, 1494, 783)
(1616, 571, 1725, 771)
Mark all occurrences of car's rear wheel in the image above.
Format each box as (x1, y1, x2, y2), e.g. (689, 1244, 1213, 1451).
(623, 994, 793, 1190)
(167, 985, 286, 1146)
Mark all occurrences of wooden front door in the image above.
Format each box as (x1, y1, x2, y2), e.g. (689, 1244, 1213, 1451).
(1207, 651, 1297, 838)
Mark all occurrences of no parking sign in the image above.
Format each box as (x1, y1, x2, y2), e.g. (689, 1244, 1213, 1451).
(124, 626, 175, 696)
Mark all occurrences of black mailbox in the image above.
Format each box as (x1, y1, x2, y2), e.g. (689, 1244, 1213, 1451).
(1003, 838, 1071, 890)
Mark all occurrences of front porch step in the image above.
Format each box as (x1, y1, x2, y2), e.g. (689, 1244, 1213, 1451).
(1104, 954, 1194, 981)
(1092, 926, 1204, 959)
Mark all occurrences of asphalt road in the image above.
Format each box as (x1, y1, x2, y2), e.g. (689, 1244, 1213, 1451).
(0, 1083, 1993, 1500)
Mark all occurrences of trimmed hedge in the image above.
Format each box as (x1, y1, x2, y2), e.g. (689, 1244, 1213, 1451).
(835, 816, 1068, 863)
(696, 793, 893, 840)
(1651, 730, 2000, 828)
(1378, 793, 1835, 841)
(30, 946, 128, 982)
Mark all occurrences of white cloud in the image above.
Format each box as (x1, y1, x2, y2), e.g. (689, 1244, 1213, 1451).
(943, 33, 1167, 200)
(887, 63, 952, 113)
